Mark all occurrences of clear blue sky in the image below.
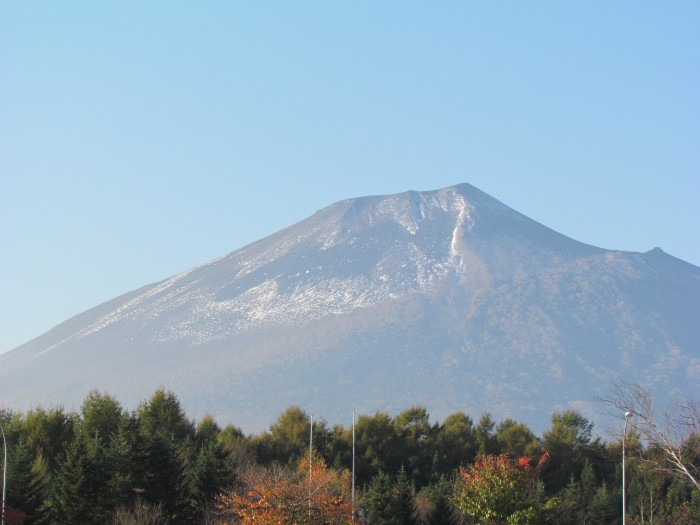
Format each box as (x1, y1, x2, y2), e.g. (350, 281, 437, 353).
(1, 1, 698, 354)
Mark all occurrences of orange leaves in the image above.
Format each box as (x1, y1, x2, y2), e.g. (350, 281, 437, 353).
(218, 456, 352, 524)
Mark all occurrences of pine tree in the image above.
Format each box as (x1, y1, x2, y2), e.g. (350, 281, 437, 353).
(589, 482, 617, 524)
(141, 436, 196, 524)
(426, 493, 458, 525)
(475, 413, 497, 455)
(363, 471, 395, 524)
(389, 466, 417, 525)
(6, 439, 49, 524)
(191, 440, 235, 504)
(48, 432, 111, 525)
(423, 477, 458, 525)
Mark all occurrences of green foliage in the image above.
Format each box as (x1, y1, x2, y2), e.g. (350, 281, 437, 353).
(267, 405, 312, 461)
(589, 482, 617, 523)
(476, 412, 498, 455)
(325, 422, 352, 472)
(141, 436, 195, 524)
(137, 389, 194, 442)
(78, 390, 124, 440)
(23, 406, 75, 474)
(541, 410, 596, 494)
(451, 453, 548, 524)
(47, 431, 111, 524)
(496, 419, 542, 459)
(191, 440, 236, 503)
(419, 477, 459, 525)
(392, 406, 434, 486)
(434, 412, 477, 476)
(545, 459, 602, 524)
(354, 411, 400, 485)
(392, 466, 418, 525)
(6, 438, 48, 524)
(2, 392, 700, 524)
(363, 468, 418, 525)
(194, 414, 220, 445)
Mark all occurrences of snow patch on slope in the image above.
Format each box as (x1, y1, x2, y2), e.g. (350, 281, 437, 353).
(35, 269, 198, 356)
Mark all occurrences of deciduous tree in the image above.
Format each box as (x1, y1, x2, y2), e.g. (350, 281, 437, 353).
(599, 382, 700, 492)
(218, 456, 351, 524)
(451, 453, 548, 524)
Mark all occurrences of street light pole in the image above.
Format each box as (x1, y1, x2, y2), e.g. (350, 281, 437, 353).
(352, 412, 355, 524)
(622, 411, 632, 525)
(1, 422, 6, 525)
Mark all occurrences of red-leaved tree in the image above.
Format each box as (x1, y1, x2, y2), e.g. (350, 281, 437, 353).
(451, 453, 549, 524)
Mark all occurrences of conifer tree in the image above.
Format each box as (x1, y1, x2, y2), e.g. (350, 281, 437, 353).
(6, 438, 49, 524)
(78, 390, 123, 440)
(48, 431, 111, 525)
(363, 470, 395, 524)
(419, 477, 458, 525)
(390, 465, 417, 525)
(475, 413, 497, 455)
(141, 436, 196, 524)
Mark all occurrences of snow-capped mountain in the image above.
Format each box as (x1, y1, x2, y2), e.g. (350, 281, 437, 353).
(1, 183, 698, 433)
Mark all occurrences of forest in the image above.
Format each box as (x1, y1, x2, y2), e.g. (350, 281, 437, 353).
(0, 388, 698, 525)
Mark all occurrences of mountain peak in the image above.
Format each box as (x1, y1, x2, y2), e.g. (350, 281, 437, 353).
(1, 183, 697, 434)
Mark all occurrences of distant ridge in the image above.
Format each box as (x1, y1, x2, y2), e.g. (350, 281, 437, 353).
(1, 183, 698, 434)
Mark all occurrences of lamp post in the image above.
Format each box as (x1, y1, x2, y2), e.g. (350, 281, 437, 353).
(622, 411, 632, 525)
(1, 422, 6, 525)
(352, 412, 355, 524)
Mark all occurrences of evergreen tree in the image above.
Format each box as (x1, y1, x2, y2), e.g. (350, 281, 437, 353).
(548, 476, 580, 525)
(434, 412, 477, 476)
(390, 465, 418, 525)
(47, 431, 111, 525)
(420, 477, 458, 525)
(78, 390, 123, 440)
(194, 414, 220, 445)
(137, 389, 193, 442)
(190, 440, 236, 505)
(426, 492, 458, 525)
(30, 450, 53, 525)
(393, 407, 434, 487)
(363, 470, 395, 524)
(541, 410, 594, 494)
(589, 482, 617, 524)
(475, 413, 497, 455)
(104, 415, 146, 511)
(6, 438, 48, 524)
(141, 436, 196, 524)
(495, 419, 542, 458)
(354, 412, 400, 484)
(23, 407, 75, 475)
(267, 405, 311, 462)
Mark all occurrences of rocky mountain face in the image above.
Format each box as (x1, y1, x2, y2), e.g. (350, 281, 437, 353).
(1, 183, 698, 434)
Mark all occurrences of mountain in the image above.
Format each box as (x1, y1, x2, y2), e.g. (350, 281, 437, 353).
(1, 183, 698, 434)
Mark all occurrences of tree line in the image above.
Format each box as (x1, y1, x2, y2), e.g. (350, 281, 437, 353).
(0, 388, 698, 524)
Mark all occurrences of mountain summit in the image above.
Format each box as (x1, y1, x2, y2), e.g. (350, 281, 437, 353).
(2, 183, 698, 432)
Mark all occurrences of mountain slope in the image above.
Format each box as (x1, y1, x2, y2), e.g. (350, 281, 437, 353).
(1, 183, 698, 433)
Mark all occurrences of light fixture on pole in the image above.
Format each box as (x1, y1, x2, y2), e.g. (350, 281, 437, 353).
(622, 411, 632, 525)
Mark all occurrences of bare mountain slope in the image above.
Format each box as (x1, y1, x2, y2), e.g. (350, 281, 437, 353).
(1, 183, 698, 433)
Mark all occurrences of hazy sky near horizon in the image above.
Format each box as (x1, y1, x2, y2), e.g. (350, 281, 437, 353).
(1, 1, 698, 354)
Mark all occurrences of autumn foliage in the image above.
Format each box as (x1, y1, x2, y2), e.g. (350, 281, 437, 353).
(451, 453, 549, 525)
(217, 455, 353, 524)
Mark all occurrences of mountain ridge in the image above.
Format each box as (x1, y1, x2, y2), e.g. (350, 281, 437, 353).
(1, 183, 697, 434)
